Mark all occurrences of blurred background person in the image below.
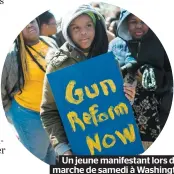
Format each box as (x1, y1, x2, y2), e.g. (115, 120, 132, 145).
(108, 20, 119, 37)
(38, 10, 57, 36)
(105, 17, 117, 29)
(38, 10, 66, 47)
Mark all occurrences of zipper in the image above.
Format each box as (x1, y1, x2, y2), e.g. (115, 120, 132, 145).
(136, 41, 141, 59)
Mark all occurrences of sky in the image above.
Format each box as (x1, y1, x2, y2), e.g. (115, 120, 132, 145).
(50, 8, 64, 21)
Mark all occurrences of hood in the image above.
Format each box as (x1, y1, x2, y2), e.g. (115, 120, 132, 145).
(117, 10, 132, 41)
(117, 10, 155, 42)
(61, 4, 106, 50)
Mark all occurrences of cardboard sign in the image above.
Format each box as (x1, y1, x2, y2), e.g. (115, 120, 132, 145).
(47, 52, 144, 155)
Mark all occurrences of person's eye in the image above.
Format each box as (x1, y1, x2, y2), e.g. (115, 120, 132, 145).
(129, 20, 137, 25)
(72, 26, 79, 31)
(87, 23, 93, 27)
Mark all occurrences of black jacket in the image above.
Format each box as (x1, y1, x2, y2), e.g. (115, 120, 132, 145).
(117, 10, 173, 94)
(127, 29, 172, 93)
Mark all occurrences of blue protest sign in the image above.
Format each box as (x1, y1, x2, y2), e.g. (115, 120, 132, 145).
(47, 52, 144, 155)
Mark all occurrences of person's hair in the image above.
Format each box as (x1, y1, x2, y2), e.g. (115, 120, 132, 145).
(37, 11, 55, 29)
(68, 13, 108, 58)
(13, 24, 46, 94)
(87, 14, 108, 58)
(15, 34, 26, 94)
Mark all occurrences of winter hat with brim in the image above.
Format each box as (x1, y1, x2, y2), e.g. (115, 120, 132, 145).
(61, 4, 106, 49)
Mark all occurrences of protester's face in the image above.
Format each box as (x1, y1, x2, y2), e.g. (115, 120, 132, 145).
(22, 19, 40, 45)
(47, 17, 57, 35)
(69, 14, 95, 50)
(127, 15, 149, 39)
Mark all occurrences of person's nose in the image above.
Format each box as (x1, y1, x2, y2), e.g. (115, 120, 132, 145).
(80, 28, 87, 36)
(136, 21, 143, 28)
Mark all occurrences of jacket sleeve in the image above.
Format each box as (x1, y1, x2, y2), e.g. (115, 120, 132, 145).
(154, 52, 173, 94)
(40, 61, 71, 155)
(1, 52, 13, 112)
(40, 36, 59, 50)
(1, 58, 8, 111)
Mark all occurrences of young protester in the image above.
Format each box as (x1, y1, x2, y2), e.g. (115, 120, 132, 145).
(1, 19, 58, 164)
(40, 4, 136, 156)
(109, 10, 173, 149)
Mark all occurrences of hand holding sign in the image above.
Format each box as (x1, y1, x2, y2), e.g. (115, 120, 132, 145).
(123, 83, 136, 104)
(47, 52, 144, 155)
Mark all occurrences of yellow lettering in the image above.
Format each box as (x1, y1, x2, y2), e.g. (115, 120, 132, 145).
(67, 102, 128, 131)
(114, 102, 128, 116)
(89, 104, 99, 127)
(100, 79, 116, 96)
(85, 84, 99, 99)
(108, 106, 115, 120)
(83, 112, 91, 125)
(98, 113, 109, 122)
(119, 103, 128, 114)
(65, 80, 84, 105)
(102, 134, 116, 148)
(115, 124, 136, 144)
(67, 111, 85, 132)
(86, 125, 136, 155)
(65, 79, 117, 105)
(86, 133, 101, 155)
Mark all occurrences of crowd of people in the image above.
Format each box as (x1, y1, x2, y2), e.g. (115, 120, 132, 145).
(1, 2, 173, 164)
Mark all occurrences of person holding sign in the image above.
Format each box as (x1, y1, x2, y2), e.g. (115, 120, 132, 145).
(40, 4, 136, 156)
